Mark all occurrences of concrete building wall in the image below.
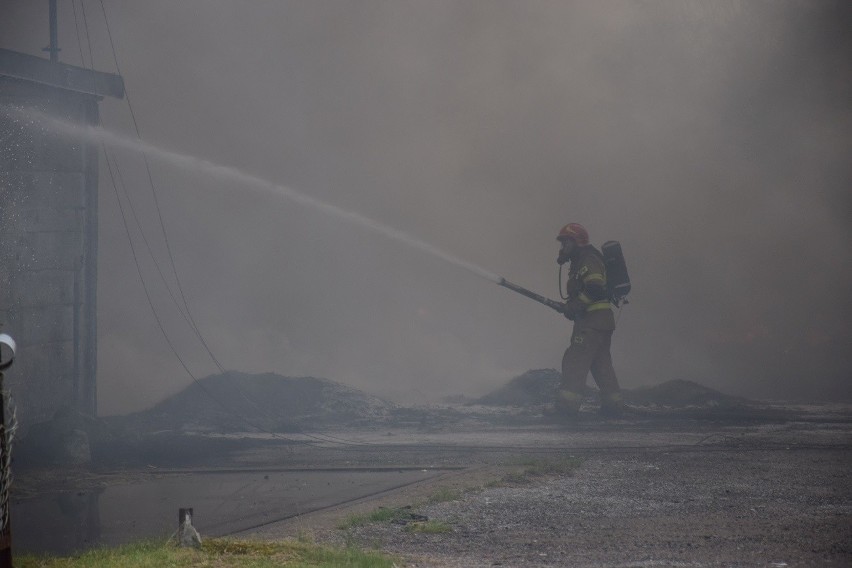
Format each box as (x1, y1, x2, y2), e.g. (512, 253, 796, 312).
(0, 79, 99, 431)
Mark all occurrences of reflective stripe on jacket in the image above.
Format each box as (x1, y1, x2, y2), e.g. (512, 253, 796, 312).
(568, 245, 615, 330)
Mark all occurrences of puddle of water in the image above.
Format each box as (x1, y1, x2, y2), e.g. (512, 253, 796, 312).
(13, 468, 441, 555)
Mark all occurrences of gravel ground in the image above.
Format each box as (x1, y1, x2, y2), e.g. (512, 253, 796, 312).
(250, 412, 852, 567)
(340, 449, 851, 567)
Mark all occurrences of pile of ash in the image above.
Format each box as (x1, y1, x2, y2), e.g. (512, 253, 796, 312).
(624, 378, 750, 408)
(474, 369, 561, 407)
(114, 371, 396, 434)
(13, 372, 404, 468)
(475, 370, 749, 410)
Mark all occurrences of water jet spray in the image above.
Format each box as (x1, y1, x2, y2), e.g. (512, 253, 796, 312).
(2, 106, 566, 313)
(3, 106, 503, 281)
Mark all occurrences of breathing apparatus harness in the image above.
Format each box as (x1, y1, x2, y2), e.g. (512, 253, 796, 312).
(557, 242, 631, 308)
(496, 229, 631, 318)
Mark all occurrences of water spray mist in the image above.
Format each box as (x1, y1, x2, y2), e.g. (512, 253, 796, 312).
(3, 105, 502, 285)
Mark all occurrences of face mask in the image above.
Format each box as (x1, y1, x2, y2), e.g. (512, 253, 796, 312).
(557, 240, 575, 265)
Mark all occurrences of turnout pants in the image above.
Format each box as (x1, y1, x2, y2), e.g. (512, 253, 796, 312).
(559, 325, 621, 412)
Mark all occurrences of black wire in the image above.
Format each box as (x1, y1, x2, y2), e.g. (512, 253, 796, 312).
(108, 162, 301, 440)
(102, 146, 310, 442)
(13, 31, 400, 567)
(111, 152, 361, 447)
(107, 145, 370, 446)
(110, 155, 196, 330)
(329, 439, 852, 455)
(70, 1, 87, 67)
(107, 148, 306, 437)
(79, 0, 99, 96)
(98, 0, 234, 379)
(93, 2, 381, 448)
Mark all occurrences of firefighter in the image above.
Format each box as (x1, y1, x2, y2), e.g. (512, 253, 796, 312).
(555, 223, 623, 417)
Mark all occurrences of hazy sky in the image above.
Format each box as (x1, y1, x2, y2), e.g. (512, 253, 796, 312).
(2, 1, 851, 414)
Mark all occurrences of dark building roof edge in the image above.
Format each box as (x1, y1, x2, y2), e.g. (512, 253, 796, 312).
(0, 48, 124, 99)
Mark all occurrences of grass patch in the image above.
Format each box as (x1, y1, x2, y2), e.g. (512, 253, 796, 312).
(337, 487, 462, 532)
(17, 537, 396, 568)
(502, 470, 531, 484)
(424, 486, 463, 504)
(337, 506, 412, 530)
(337, 459, 584, 535)
(514, 456, 583, 476)
(403, 521, 453, 534)
(498, 456, 584, 485)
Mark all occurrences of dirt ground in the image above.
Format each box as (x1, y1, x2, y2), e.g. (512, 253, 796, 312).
(243, 405, 852, 567)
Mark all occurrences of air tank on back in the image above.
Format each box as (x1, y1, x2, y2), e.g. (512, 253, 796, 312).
(602, 241, 631, 306)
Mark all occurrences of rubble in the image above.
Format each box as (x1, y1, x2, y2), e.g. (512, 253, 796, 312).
(474, 369, 560, 407)
(114, 371, 396, 434)
(15, 370, 780, 469)
(475, 370, 751, 411)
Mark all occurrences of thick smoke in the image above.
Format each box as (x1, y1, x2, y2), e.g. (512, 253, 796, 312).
(1, 1, 850, 413)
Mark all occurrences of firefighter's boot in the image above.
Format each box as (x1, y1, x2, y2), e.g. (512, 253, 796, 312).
(599, 391, 625, 418)
(555, 389, 582, 418)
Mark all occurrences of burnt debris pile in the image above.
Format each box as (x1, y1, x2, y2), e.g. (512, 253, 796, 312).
(475, 369, 561, 407)
(624, 378, 750, 408)
(476, 371, 751, 412)
(117, 371, 396, 434)
(16, 371, 789, 469)
(17, 372, 400, 467)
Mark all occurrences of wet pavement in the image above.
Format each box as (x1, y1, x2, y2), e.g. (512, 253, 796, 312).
(12, 402, 852, 564)
(12, 466, 453, 555)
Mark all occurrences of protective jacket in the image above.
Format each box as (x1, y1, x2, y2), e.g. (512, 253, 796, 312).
(559, 243, 622, 416)
(566, 245, 615, 331)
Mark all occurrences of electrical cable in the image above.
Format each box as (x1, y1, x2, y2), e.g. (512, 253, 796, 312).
(82, 1, 290, 440)
(71, 0, 280, 444)
(110, 154, 197, 330)
(106, 142, 370, 447)
(79, 0, 97, 91)
(103, 136, 370, 447)
(110, 162, 373, 445)
(107, 153, 195, 329)
(102, 146, 310, 443)
(109, 145, 373, 446)
(96, 0, 204, 341)
(94, 2, 552, 450)
(327, 437, 852, 455)
(96, 0, 286, 395)
(70, 0, 87, 67)
(94, 2, 381, 448)
(85, 23, 553, 449)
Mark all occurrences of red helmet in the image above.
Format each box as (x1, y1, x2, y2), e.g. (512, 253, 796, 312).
(556, 223, 589, 246)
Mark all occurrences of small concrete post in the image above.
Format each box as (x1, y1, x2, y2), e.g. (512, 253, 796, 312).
(178, 507, 202, 548)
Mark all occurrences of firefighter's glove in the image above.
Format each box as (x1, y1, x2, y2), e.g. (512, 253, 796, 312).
(565, 279, 582, 298)
(561, 299, 586, 321)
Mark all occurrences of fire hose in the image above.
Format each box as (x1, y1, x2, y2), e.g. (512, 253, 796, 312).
(497, 278, 565, 315)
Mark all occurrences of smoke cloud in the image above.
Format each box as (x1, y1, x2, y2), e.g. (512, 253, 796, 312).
(2, 1, 850, 413)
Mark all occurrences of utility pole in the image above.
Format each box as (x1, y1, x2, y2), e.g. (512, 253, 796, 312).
(43, 0, 61, 62)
